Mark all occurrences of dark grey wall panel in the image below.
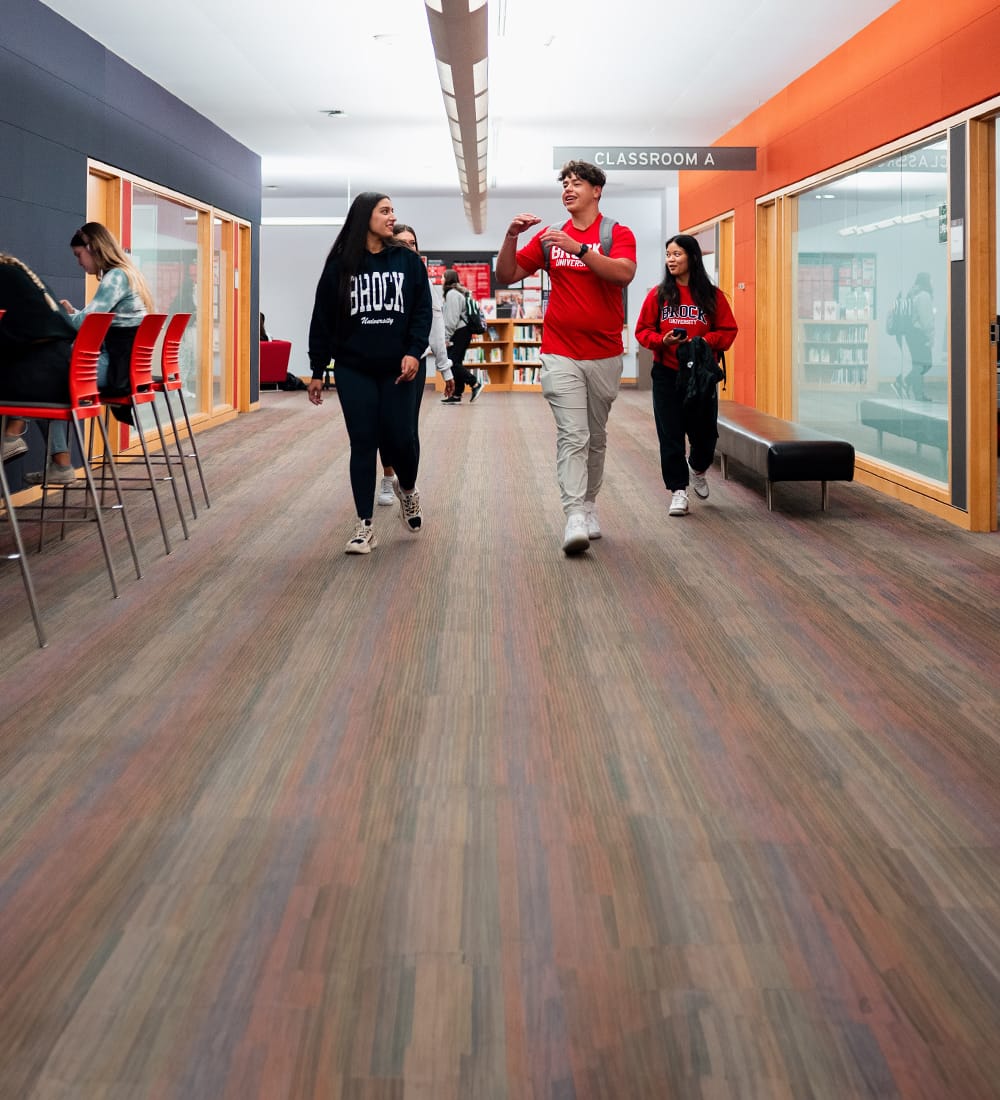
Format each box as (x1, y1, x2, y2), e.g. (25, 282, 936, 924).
(1, 0, 263, 478)
(0, 0, 260, 251)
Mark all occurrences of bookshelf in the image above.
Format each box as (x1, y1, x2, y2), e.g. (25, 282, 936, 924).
(438, 318, 514, 391)
(511, 320, 544, 389)
(797, 320, 877, 391)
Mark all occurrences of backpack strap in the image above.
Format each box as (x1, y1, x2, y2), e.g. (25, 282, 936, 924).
(540, 216, 626, 314)
(541, 216, 619, 268)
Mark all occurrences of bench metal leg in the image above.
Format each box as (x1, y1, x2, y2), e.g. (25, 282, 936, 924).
(822, 481, 830, 511)
(720, 453, 729, 480)
(766, 480, 773, 511)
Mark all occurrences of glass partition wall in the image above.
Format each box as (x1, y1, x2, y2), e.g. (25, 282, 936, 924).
(791, 137, 950, 485)
(87, 163, 249, 445)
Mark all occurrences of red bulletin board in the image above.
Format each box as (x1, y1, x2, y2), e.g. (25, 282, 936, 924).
(454, 263, 492, 300)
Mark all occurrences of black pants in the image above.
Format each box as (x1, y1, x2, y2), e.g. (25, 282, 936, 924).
(448, 327, 478, 396)
(0, 338, 72, 403)
(903, 332, 932, 399)
(335, 361, 419, 520)
(651, 363, 718, 492)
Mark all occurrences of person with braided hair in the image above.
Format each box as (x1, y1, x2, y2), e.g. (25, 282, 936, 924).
(0, 252, 76, 464)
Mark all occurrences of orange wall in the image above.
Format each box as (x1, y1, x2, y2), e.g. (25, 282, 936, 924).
(680, 0, 1000, 404)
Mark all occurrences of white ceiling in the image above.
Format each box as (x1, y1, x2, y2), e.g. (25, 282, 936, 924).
(42, 0, 899, 215)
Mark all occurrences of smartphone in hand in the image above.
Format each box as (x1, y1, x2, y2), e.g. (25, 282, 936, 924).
(672, 328, 687, 339)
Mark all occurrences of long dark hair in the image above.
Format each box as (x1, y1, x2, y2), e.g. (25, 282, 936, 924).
(657, 234, 718, 324)
(326, 192, 390, 320)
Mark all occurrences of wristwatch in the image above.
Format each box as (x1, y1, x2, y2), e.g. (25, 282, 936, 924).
(577, 243, 590, 259)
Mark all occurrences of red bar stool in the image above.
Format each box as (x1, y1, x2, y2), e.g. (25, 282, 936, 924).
(150, 313, 210, 516)
(95, 313, 190, 555)
(0, 312, 142, 631)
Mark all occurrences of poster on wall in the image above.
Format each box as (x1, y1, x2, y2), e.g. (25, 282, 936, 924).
(454, 262, 492, 299)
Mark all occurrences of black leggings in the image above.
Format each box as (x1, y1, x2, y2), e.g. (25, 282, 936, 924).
(448, 328, 478, 396)
(335, 361, 419, 520)
(651, 363, 718, 491)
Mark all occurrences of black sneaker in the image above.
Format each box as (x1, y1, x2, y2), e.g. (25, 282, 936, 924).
(470, 381, 484, 402)
(441, 395, 461, 403)
(392, 477, 422, 533)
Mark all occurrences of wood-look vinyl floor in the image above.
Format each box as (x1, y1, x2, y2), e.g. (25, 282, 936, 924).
(1, 389, 998, 1100)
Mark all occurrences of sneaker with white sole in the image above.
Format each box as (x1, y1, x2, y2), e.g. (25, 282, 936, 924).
(689, 465, 709, 499)
(392, 477, 422, 532)
(2, 436, 28, 462)
(668, 489, 689, 516)
(345, 519, 377, 554)
(470, 380, 484, 402)
(25, 463, 76, 486)
(583, 501, 602, 539)
(562, 512, 590, 555)
(376, 475, 395, 506)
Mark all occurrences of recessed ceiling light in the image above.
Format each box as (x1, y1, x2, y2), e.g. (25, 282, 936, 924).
(320, 109, 346, 117)
(265, 185, 279, 190)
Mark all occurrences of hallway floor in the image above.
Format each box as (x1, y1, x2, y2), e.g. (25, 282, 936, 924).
(1, 389, 998, 1099)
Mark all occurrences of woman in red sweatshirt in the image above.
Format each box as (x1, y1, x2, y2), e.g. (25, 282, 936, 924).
(635, 234, 738, 517)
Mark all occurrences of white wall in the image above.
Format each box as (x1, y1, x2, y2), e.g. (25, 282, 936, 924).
(260, 186, 678, 378)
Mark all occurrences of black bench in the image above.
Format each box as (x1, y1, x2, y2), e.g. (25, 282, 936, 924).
(716, 402, 855, 511)
(858, 398, 947, 459)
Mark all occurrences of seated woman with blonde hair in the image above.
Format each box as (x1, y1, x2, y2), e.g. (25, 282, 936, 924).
(24, 221, 153, 485)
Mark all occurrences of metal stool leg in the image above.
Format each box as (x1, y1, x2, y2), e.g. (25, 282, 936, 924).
(149, 399, 190, 540)
(175, 389, 210, 508)
(0, 458, 46, 647)
(159, 389, 197, 518)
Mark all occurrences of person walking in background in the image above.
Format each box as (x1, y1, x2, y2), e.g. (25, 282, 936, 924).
(441, 269, 483, 404)
(634, 234, 738, 517)
(496, 159, 636, 555)
(307, 192, 431, 554)
(375, 222, 454, 506)
(19, 221, 152, 485)
(898, 272, 935, 402)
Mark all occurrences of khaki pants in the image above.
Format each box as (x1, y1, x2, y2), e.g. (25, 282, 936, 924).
(540, 353, 623, 515)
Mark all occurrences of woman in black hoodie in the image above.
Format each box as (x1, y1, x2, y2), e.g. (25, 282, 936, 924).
(308, 193, 432, 554)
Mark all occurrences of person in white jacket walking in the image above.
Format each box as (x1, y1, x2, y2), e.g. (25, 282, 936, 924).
(376, 223, 454, 505)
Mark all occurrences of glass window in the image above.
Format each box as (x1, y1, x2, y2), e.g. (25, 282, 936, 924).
(213, 218, 233, 408)
(792, 137, 949, 485)
(131, 186, 201, 422)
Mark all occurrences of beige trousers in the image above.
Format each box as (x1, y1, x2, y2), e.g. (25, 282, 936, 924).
(539, 353, 623, 516)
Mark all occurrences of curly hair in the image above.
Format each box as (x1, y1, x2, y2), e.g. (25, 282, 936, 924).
(0, 252, 60, 312)
(557, 160, 606, 189)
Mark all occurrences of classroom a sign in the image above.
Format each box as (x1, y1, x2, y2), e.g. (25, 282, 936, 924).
(553, 147, 757, 171)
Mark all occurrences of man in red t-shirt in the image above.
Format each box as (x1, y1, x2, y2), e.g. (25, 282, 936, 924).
(497, 160, 636, 555)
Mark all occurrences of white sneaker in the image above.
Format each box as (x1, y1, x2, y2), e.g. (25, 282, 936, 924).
(583, 501, 602, 539)
(376, 475, 395, 506)
(345, 519, 377, 554)
(2, 436, 28, 462)
(392, 477, 422, 532)
(562, 512, 590, 555)
(25, 463, 76, 486)
(689, 466, 709, 500)
(668, 489, 689, 516)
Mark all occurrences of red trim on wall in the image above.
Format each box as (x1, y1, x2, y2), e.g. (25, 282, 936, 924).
(680, 0, 1000, 402)
(120, 180, 132, 251)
